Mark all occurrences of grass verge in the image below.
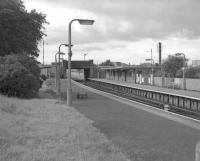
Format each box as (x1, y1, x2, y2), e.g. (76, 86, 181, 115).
(0, 90, 129, 161)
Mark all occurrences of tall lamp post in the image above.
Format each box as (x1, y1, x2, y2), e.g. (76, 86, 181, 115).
(42, 40, 48, 65)
(84, 53, 88, 61)
(43, 40, 44, 65)
(175, 53, 186, 90)
(146, 49, 154, 85)
(146, 49, 153, 63)
(67, 19, 95, 106)
(145, 58, 155, 85)
(55, 52, 58, 88)
(57, 44, 69, 96)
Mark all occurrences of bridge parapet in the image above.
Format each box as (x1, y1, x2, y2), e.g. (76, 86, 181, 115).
(63, 60, 94, 69)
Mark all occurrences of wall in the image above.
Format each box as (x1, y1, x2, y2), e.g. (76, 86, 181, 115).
(126, 71, 135, 83)
(106, 70, 135, 83)
(186, 78, 200, 91)
(105, 70, 200, 92)
(154, 77, 200, 92)
(106, 71, 110, 79)
(119, 71, 125, 81)
(40, 68, 48, 76)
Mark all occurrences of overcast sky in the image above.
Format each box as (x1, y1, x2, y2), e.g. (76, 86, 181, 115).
(24, 0, 200, 65)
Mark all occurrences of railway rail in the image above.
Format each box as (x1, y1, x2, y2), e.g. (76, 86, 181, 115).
(78, 79, 200, 120)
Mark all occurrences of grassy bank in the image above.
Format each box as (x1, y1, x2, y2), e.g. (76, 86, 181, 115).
(0, 92, 129, 161)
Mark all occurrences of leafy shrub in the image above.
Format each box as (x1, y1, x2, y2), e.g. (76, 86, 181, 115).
(0, 55, 41, 98)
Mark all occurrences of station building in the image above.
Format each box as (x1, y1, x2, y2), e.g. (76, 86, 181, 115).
(101, 65, 161, 85)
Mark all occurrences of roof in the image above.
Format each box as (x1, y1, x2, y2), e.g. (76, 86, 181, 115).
(99, 65, 161, 70)
(39, 64, 53, 69)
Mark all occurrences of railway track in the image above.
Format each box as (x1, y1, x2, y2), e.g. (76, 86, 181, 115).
(77, 80, 200, 121)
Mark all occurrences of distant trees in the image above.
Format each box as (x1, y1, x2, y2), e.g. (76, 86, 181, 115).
(162, 55, 186, 77)
(176, 66, 200, 79)
(162, 55, 200, 78)
(0, 0, 47, 98)
(99, 59, 114, 66)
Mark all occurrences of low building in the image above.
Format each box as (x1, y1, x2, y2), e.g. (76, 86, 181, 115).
(39, 65, 54, 78)
(192, 60, 200, 67)
(101, 65, 161, 85)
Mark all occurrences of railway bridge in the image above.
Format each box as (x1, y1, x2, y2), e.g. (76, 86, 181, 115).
(63, 60, 95, 80)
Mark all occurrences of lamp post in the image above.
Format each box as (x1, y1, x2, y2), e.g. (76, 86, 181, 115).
(146, 49, 154, 85)
(84, 53, 88, 61)
(43, 40, 44, 65)
(55, 52, 58, 88)
(67, 19, 94, 106)
(146, 49, 153, 63)
(57, 44, 69, 96)
(42, 40, 48, 65)
(145, 58, 155, 85)
(175, 53, 186, 90)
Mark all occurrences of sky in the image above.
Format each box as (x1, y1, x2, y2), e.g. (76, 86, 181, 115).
(24, 0, 200, 65)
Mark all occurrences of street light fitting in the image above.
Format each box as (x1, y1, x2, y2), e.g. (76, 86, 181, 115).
(67, 18, 95, 106)
(77, 19, 95, 25)
(58, 52, 65, 55)
(145, 59, 152, 61)
(175, 53, 185, 57)
(84, 53, 88, 61)
(145, 58, 154, 64)
(60, 44, 73, 47)
(64, 44, 74, 47)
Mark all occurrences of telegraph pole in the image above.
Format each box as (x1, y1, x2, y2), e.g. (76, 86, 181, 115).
(43, 40, 44, 65)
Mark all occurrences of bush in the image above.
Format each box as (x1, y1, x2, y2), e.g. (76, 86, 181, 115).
(0, 55, 41, 98)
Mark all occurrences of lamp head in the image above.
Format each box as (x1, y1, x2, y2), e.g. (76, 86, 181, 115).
(78, 19, 95, 25)
(175, 53, 184, 56)
(63, 44, 73, 47)
(60, 52, 65, 55)
(145, 59, 152, 61)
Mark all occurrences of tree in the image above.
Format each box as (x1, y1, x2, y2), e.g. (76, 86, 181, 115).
(185, 67, 200, 78)
(0, 0, 48, 57)
(162, 55, 186, 77)
(0, 54, 41, 98)
(0, 0, 47, 98)
(99, 59, 114, 66)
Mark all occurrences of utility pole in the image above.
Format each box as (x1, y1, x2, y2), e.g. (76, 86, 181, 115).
(43, 40, 44, 65)
(84, 53, 88, 61)
(146, 49, 154, 85)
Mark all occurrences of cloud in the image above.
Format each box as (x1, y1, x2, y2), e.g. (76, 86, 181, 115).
(33, 0, 200, 42)
(24, 0, 200, 65)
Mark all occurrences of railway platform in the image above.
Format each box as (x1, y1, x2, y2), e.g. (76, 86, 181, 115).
(90, 78, 200, 99)
(70, 80, 200, 161)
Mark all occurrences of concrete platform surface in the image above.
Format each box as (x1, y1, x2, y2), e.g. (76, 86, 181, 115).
(91, 78, 200, 99)
(63, 80, 200, 161)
